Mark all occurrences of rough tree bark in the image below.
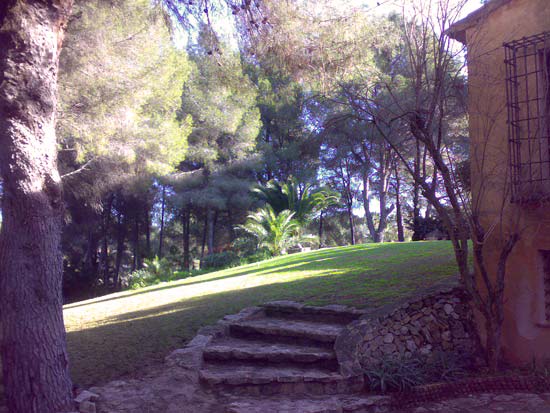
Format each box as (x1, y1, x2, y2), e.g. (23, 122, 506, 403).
(0, 0, 74, 412)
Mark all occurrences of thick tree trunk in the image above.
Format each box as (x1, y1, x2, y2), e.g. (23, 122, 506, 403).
(158, 185, 166, 258)
(0, 1, 74, 411)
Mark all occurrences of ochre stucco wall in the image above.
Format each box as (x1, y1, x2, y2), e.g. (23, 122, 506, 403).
(464, 0, 550, 365)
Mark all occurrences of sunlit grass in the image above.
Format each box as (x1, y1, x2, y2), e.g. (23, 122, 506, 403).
(64, 241, 458, 387)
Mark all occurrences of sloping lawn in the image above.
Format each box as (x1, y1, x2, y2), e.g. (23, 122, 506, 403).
(64, 241, 458, 387)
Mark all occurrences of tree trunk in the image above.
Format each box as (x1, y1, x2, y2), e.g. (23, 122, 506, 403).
(412, 141, 422, 241)
(132, 215, 140, 271)
(318, 210, 324, 245)
(101, 194, 114, 285)
(347, 203, 356, 245)
(84, 228, 99, 280)
(0, 1, 74, 411)
(144, 206, 151, 257)
(362, 173, 377, 242)
(200, 214, 207, 260)
(114, 211, 126, 288)
(207, 210, 216, 255)
(182, 209, 190, 271)
(394, 166, 405, 242)
(158, 184, 166, 258)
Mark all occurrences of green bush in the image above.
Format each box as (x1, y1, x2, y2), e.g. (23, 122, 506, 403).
(200, 251, 240, 270)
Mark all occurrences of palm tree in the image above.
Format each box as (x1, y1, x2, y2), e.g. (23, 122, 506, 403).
(238, 205, 316, 256)
(253, 177, 339, 227)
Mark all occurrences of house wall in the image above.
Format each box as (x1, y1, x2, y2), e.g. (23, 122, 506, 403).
(465, 0, 550, 365)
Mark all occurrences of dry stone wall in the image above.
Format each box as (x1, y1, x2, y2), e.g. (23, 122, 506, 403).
(336, 288, 482, 376)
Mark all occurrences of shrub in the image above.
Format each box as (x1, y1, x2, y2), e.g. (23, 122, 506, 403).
(143, 256, 172, 282)
(200, 251, 240, 270)
(240, 248, 272, 264)
(424, 350, 470, 382)
(364, 351, 471, 393)
(231, 235, 258, 257)
(364, 355, 426, 393)
(128, 269, 156, 289)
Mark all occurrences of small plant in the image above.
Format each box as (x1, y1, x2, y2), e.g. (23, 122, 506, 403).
(143, 256, 172, 282)
(364, 351, 471, 394)
(526, 357, 550, 379)
(128, 269, 156, 289)
(364, 355, 426, 393)
(424, 350, 469, 382)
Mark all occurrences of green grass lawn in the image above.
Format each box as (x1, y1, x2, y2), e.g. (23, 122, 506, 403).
(64, 241, 459, 387)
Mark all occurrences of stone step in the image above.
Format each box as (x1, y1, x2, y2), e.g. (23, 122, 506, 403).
(199, 363, 364, 396)
(204, 337, 337, 368)
(228, 318, 345, 347)
(225, 394, 391, 413)
(262, 301, 366, 324)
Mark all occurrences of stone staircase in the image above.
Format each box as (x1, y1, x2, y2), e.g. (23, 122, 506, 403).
(198, 301, 366, 396)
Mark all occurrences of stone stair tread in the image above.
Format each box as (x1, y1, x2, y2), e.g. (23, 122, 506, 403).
(204, 337, 336, 363)
(229, 318, 344, 342)
(263, 301, 366, 319)
(225, 394, 391, 413)
(200, 363, 345, 386)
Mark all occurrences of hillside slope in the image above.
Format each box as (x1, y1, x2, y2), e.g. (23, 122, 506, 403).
(64, 241, 458, 386)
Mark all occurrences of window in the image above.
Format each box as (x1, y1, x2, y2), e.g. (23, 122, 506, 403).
(505, 31, 550, 203)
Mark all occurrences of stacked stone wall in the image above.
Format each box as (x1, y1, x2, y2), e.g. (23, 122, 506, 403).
(336, 288, 482, 376)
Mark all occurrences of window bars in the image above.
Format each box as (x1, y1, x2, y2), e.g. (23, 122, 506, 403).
(505, 31, 550, 203)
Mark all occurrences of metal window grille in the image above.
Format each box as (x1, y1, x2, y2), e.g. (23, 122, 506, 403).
(505, 31, 550, 203)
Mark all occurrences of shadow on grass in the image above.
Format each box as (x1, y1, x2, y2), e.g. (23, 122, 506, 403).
(67, 268, 458, 387)
(65, 242, 454, 311)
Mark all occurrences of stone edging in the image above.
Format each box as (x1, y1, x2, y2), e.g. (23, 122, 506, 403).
(391, 375, 550, 408)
